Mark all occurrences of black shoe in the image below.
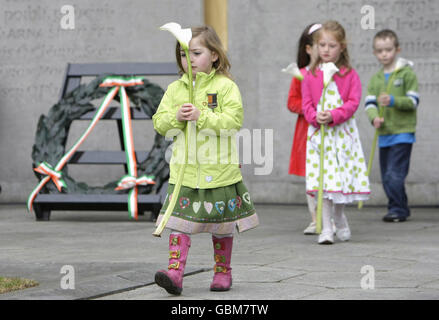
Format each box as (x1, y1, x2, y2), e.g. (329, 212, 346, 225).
(382, 213, 407, 222)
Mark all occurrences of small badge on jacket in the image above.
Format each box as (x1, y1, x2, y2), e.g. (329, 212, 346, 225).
(393, 78, 403, 87)
(207, 93, 217, 109)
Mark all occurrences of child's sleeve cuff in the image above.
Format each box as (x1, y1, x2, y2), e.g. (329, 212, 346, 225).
(389, 95, 395, 107)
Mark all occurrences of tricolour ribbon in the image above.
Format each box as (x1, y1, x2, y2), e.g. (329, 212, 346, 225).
(115, 175, 156, 191)
(33, 162, 67, 192)
(28, 76, 155, 219)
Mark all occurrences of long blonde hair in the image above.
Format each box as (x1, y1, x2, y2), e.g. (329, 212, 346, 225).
(175, 25, 232, 79)
(310, 20, 352, 75)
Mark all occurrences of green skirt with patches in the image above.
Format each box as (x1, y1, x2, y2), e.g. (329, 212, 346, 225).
(155, 181, 259, 235)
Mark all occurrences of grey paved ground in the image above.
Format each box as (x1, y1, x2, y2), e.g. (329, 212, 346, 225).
(0, 203, 438, 300)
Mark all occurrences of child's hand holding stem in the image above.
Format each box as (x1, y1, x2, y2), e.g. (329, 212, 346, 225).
(373, 117, 384, 129)
(317, 110, 333, 125)
(378, 92, 391, 106)
(177, 103, 200, 121)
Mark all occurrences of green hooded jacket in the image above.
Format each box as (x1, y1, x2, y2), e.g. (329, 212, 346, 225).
(152, 69, 243, 189)
(365, 66, 419, 135)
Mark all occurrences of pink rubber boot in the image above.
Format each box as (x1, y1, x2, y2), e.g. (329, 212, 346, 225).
(210, 235, 233, 291)
(155, 233, 191, 295)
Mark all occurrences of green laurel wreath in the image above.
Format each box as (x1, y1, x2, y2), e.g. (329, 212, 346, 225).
(31, 74, 170, 195)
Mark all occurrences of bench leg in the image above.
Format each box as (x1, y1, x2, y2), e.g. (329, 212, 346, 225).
(151, 204, 161, 222)
(34, 205, 51, 221)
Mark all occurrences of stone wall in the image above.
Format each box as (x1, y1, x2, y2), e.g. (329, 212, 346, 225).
(0, 0, 437, 206)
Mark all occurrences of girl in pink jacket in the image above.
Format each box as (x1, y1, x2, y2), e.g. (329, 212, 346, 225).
(302, 21, 370, 244)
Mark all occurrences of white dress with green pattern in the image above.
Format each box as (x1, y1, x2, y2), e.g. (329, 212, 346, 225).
(306, 80, 370, 204)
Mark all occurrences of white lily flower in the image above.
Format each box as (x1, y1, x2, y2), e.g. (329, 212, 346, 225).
(159, 22, 192, 50)
(281, 62, 304, 80)
(321, 62, 339, 87)
(395, 57, 414, 71)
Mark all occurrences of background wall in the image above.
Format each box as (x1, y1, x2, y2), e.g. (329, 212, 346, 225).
(0, 0, 438, 206)
(229, 0, 438, 206)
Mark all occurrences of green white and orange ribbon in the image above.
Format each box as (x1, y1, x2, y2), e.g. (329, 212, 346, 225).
(153, 22, 193, 237)
(28, 76, 155, 220)
(33, 162, 67, 192)
(115, 175, 156, 191)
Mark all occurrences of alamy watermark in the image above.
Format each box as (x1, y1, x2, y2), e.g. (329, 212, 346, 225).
(164, 128, 273, 176)
(361, 5, 375, 30)
(60, 265, 75, 290)
(60, 5, 75, 30)
(360, 265, 375, 290)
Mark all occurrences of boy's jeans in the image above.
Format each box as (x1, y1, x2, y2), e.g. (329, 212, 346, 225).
(379, 143, 412, 217)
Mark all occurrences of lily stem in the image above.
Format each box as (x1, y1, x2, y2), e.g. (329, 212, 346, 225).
(153, 47, 193, 236)
(316, 85, 328, 234)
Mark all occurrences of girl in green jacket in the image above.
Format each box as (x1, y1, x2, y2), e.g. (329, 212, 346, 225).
(153, 25, 259, 295)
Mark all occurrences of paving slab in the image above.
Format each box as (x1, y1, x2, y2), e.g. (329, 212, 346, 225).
(0, 206, 204, 300)
(0, 204, 438, 300)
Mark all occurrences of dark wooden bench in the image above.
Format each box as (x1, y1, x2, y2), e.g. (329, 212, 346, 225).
(32, 62, 178, 221)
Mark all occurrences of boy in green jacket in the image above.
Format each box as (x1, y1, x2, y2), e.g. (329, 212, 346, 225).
(365, 29, 419, 222)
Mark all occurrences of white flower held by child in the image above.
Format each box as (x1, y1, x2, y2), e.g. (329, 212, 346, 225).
(320, 62, 339, 87)
(159, 22, 192, 50)
(281, 62, 304, 80)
